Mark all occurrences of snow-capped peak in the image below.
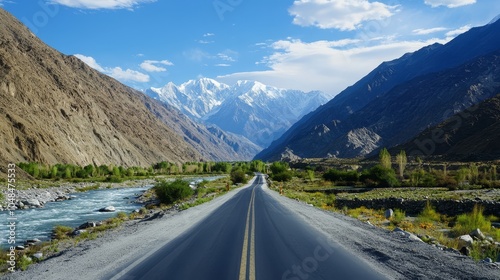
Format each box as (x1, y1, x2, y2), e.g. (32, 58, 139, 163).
(144, 78, 331, 147)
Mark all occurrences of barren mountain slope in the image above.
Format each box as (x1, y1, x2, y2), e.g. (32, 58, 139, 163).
(0, 8, 205, 167)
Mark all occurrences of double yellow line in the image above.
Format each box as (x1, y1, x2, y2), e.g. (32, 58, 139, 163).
(239, 186, 256, 280)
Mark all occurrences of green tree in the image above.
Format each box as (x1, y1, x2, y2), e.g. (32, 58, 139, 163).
(250, 160, 265, 173)
(64, 167, 72, 179)
(395, 150, 407, 178)
(212, 162, 231, 173)
(456, 167, 470, 185)
(50, 166, 58, 179)
(112, 166, 121, 177)
(270, 161, 289, 174)
(469, 164, 479, 184)
(84, 164, 95, 177)
(379, 148, 392, 170)
(361, 165, 399, 187)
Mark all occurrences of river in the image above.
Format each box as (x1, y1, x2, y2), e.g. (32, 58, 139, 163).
(0, 176, 224, 248)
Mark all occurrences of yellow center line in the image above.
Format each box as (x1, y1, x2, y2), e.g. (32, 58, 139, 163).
(239, 185, 257, 280)
(249, 187, 256, 280)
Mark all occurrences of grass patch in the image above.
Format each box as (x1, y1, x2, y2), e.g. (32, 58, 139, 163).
(390, 209, 406, 227)
(452, 205, 491, 236)
(52, 225, 73, 240)
(417, 201, 441, 224)
(346, 207, 385, 223)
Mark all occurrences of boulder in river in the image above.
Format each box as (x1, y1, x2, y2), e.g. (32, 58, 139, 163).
(23, 199, 42, 208)
(99, 206, 116, 212)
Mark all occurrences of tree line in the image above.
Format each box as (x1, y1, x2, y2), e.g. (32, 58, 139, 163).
(17, 160, 268, 182)
(267, 149, 500, 189)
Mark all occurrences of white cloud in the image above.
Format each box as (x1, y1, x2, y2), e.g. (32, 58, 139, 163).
(412, 27, 447, 35)
(424, 0, 476, 8)
(74, 54, 149, 83)
(445, 25, 471, 37)
(289, 0, 398, 31)
(108, 67, 150, 82)
(215, 64, 231, 67)
(49, 0, 155, 9)
(217, 50, 238, 62)
(203, 33, 215, 37)
(74, 54, 105, 71)
(140, 60, 173, 72)
(217, 37, 446, 96)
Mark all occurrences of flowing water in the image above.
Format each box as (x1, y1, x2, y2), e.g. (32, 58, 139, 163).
(0, 176, 223, 248)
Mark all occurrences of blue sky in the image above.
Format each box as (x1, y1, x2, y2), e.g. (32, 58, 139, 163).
(2, 0, 499, 96)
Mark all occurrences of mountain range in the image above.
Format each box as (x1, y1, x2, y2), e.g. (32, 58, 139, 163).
(146, 79, 331, 148)
(256, 16, 500, 161)
(0, 8, 260, 172)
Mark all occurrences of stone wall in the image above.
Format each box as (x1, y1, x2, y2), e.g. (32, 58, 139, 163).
(335, 198, 500, 216)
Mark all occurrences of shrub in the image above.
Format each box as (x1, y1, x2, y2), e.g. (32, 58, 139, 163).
(154, 179, 194, 205)
(452, 205, 491, 236)
(230, 168, 248, 184)
(361, 165, 400, 187)
(323, 169, 359, 183)
(272, 171, 293, 182)
(391, 209, 406, 226)
(417, 201, 441, 223)
(270, 162, 289, 174)
(17, 255, 33, 271)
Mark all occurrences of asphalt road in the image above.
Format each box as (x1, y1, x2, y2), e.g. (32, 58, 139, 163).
(115, 175, 387, 280)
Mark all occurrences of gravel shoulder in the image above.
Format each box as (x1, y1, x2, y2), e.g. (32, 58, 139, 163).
(261, 184, 499, 280)
(4, 176, 499, 280)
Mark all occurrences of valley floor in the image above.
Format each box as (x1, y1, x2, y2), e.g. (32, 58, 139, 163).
(3, 177, 499, 280)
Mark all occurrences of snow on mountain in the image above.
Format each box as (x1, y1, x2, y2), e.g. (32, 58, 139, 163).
(147, 78, 230, 119)
(145, 78, 332, 148)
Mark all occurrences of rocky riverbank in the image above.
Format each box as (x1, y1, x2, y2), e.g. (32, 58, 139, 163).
(0, 179, 156, 211)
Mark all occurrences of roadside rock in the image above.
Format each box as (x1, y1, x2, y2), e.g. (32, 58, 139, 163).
(72, 229, 87, 236)
(78, 222, 98, 230)
(457, 235, 474, 249)
(384, 209, 394, 219)
(32, 252, 43, 261)
(469, 228, 486, 240)
(393, 227, 423, 242)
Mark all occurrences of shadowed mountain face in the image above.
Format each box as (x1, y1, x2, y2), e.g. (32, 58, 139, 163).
(395, 93, 500, 161)
(0, 8, 258, 167)
(256, 18, 500, 161)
